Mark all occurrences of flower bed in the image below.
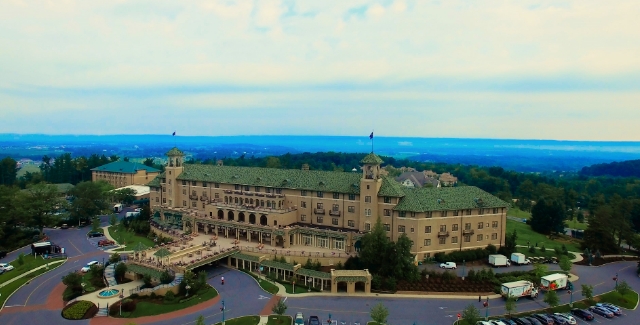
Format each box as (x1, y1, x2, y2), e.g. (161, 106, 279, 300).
(396, 277, 495, 292)
(61, 300, 98, 320)
(575, 255, 640, 266)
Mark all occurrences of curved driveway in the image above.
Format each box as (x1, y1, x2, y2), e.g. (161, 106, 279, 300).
(1, 224, 638, 325)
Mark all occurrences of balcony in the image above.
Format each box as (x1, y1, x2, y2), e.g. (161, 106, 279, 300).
(329, 210, 341, 217)
(463, 229, 474, 235)
(233, 191, 242, 195)
(223, 190, 233, 194)
(314, 208, 325, 215)
(437, 231, 449, 237)
(200, 196, 209, 201)
(244, 192, 254, 196)
(209, 200, 298, 214)
(189, 195, 198, 200)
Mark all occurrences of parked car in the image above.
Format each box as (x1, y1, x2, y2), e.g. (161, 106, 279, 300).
(295, 312, 304, 325)
(513, 318, 532, 325)
(490, 320, 507, 325)
(98, 240, 115, 247)
(475, 322, 493, 325)
(440, 262, 457, 269)
(553, 313, 577, 325)
(588, 306, 614, 318)
(80, 260, 99, 273)
(0, 263, 14, 272)
(87, 232, 104, 238)
(532, 314, 554, 325)
(547, 314, 568, 325)
(499, 318, 517, 325)
(596, 303, 621, 316)
(134, 208, 142, 212)
(524, 317, 542, 325)
(308, 316, 320, 325)
(570, 308, 593, 321)
(60, 224, 69, 229)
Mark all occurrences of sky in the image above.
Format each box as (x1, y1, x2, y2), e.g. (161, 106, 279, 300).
(0, 0, 639, 140)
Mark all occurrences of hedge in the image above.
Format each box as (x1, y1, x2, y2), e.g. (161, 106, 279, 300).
(62, 301, 96, 320)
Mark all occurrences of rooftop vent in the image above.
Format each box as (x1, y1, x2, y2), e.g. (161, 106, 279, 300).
(319, 181, 325, 186)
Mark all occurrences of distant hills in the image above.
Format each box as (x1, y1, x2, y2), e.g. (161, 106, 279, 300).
(580, 159, 640, 177)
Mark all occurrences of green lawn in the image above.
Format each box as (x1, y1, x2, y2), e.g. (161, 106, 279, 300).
(508, 207, 531, 220)
(0, 255, 65, 285)
(515, 247, 575, 260)
(565, 218, 588, 230)
(267, 315, 292, 325)
(238, 269, 279, 294)
(213, 316, 261, 325)
(115, 287, 218, 318)
(507, 220, 582, 252)
(17, 164, 41, 177)
(108, 224, 155, 250)
(0, 261, 63, 307)
(598, 290, 639, 309)
(281, 282, 311, 294)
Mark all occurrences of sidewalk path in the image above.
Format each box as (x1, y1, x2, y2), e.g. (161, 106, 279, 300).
(0, 259, 66, 289)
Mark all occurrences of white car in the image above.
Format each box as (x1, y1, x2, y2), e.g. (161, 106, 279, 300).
(440, 262, 457, 269)
(475, 321, 492, 325)
(489, 321, 507, 325)
(295, 312, 304, 325)
(0, 263, 14, 271)
(80, 260, 99, 272)
(134, 208, 142, 212)
(553, 313, 577, 325)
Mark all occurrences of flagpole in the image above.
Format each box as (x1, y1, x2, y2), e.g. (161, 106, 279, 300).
(371, 130, 374, 153)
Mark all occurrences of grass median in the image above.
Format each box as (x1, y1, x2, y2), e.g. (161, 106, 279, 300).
(266, 315, 292, 325)
(0, 261, 64, 308)
(0, 255, 65, 285)
(213, 316, 261, 325)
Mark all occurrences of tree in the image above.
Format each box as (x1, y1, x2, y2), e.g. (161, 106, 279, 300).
(583, 205, 619, 254)
(91, 217, 101, 232)
(505, 295, 517, 318)
(359, 217, 389, 275)
(142, 274, 152, 287)
(69, 181, 113, 225)
(109, 252, 121, 264)
(0, 157, 17, 185)
(616, 280, 631, 296)
(559, 256, 572, 274)
(115, 263, 128, 282)
(111, 188, 137, 205)
(581, 284, 594, 303)
(160, 270, 175, 284)
(461, 304, 481, 325)
(195, 315, 205, 325)
(544, 290, 560, 309)
(533, 264, 548, 283)
(265, 157, 282, 169)
(62, 272, 83, 289)
(271, 297, 287, 315)
(17, 183, 65, 234)
(109, 214, 118, 227)
(370, 303, 389, 325)
(143, 158, 155, 167)
(503, 229, 518, 256)
(530, 199, 566, 235)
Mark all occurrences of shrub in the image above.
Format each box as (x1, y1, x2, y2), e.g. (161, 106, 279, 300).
(529, 246, 536, 253)
(17, 253, 25, 266)
(554, 247, 562, 255)
(62, 301, 95, 320)
(420, 268, 428, 279)
(441, 270, 455, 282)
(164, 291, 176, 303)
(121, 298, 136, 312)
(485, 244, 497, 254)
(540, 245, 546, 253)
(160, 270, 174, 284)
(467, 269, 476, 281)
(150, 292, 157, 299)
(384, 277, 397, 291)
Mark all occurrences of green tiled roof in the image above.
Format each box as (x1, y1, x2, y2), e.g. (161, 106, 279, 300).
(360, 153, 383, 164)
(378, 175, 406, 197)
(393, 186, 509, 212)
(234, 253, 261, 262)
(147, 174, 163, 187)
(176, 164, 364, 194)
(295, 268, 331, 279)
(167, 147, 185, 156)
(261, 259, 296, 271)
(91, 161, 160, 174)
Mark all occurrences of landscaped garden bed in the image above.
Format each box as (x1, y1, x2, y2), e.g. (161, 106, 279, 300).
(61, 300, 98, 320)
(110, 284, 218, 318)
(396, 276, 495, 293)
(213, 316, 261, 325)
(575, 255, 640, 266)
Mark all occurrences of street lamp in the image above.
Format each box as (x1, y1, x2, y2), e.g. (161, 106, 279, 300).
(185, 284, 191, 297)
(614, 273, 619, 289)
(568, 289, 573, 307)
(462, 260, 466, 280)
(221, 300, 226, 325)
(308, 278, 312, 292)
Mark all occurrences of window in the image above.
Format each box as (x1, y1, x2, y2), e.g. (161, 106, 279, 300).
(183, 200, 187, 206)
(410, 227, 415, 233)
(317, 191, 323, 198)
(477, 234, 483, 241)
(303, 235, 312, 245)
(399, 211, 406, 218)
(367, 185, 370, 189)
(465, 209, 472, 215)
(332, 204, 339, 211)
(492, 233, 498, 240)
(453, 210, 459, 216)
(182, 180, 187, 185)
(365, 209, 372, 216)
(384, 197, 391, 203)
(384, 209, 391, 216)
(215, 183, 220, 188)
(425, 211, 432, 218)
(333, 193, 340, 199)
(192, 201, 197, 207)
(246, 185, 251, 191)
(365, 196, 371, 203)
(439, 237, 446, 245)
(163, 198, 166, 203)
(451, 236, 458, 244)
(411, 212, 416, 218)
(348, 206, 355, 213)
(425, 226, 431, 233)
(317, 237, 328, 248)
(162, 187, 166, 192)
(192, 181, 196, 186)
(332, 218, 338, 225)
(155, 197, 159, 202)
(464, 235, 471, 242)
(301, 190, 307, 196)
(452, 224, 459, 231)
(191, 190, 197, 196)
(202, 191, 207, 196)
(478, 222, 484, 229)
(266, 188, 272, 193)
(439, 225, 446, 232)
(317, 216, 323, 223)
(442, 211, 448, 217)
(465, 223, 471, 230)
(202, 182, 207, 187)
(424, 239, 431, 246)
(183, 189, 186, 195)
(347, 220, 355, 227)
(253, 186, 260, 192)
(301, 201, 307, 208)
(364, 223, 371, 231)
(214, 193, 219, 199)
(479, 208, 485, 215)
(335, 239, 345, 250)
(492, 221, 499, 228)
(398, 225, 405, 233)
(493, 208, 499, 214)
(301, 215, 307, 221)
(234, 185, 240, 190)
(317, 203, 323, 209)
(348, 194, 356, 200)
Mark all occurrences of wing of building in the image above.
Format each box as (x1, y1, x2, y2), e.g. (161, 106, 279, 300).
(147, 147, 509, 259)
(92, 161, 160, 188)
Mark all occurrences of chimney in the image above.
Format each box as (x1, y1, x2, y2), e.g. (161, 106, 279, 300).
(301, 164, 309, 171)
(217, 160, 223, 166)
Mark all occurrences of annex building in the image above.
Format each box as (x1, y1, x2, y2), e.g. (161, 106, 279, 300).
(92, 161, 161, 188)
(148, 148, 509, 259)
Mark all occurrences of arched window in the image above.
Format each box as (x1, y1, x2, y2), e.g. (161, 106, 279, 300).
(267, 201, 272, 208)
(239, 198, 243, 205)
(234, 197, 238, 204)
(250, 198, 254, 205)
(272, 201, 276, 208)
(224, 196, 228, 203)
(260, 200, 264, 207)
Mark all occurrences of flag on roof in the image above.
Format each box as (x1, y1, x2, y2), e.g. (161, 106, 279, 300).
(369, 132, 374, 139)
(172, 131, 176, 136)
